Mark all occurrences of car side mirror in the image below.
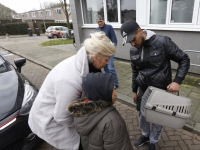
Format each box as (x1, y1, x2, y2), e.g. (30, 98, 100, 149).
(14, 58, 26, 73)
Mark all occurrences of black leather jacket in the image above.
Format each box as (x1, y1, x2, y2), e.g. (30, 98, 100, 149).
(130, 35, 190, 110)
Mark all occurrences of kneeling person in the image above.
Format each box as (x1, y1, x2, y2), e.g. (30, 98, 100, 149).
(68, 73, 133, 150)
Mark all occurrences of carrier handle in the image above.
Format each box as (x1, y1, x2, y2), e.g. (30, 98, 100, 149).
(166, 90, 179, 96)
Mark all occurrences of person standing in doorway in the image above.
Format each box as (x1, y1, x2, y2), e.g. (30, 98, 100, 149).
(96, 15, 119, 89)
(120, 20, 190, 150)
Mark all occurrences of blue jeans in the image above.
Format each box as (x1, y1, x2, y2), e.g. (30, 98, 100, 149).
(104, 55, 118, 86)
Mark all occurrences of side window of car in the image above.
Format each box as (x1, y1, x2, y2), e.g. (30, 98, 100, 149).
(0, 57, 7, 73)
(55, 27, 61, 30)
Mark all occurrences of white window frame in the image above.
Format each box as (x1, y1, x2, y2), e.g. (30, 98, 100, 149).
(168, 0, 198, 25)
(80, 0, 121, 27)
(145, 0, 200, 31)
(45, 10, 51, 16)
(55, 8, 62, 14)
(197, 0, 200, 25)
(26, 13, 29, 18)
(38, 11, 42, 16)
(32, 12, 36, 17)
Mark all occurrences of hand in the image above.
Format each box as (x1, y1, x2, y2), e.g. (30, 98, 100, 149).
(133, 92, 137, 104)
(167, 82, 180, 92)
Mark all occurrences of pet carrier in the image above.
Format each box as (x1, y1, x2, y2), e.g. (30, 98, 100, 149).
(141, 86, 192, 129)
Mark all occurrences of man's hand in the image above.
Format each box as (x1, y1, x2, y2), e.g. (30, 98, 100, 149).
(133, 92, 137, 104)
(167, 82, 180, 92)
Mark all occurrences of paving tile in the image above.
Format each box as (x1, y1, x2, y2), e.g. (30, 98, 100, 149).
(169, 135, 182, 140)
(194, 123, 200, 135)
(188, 92, 200, 100)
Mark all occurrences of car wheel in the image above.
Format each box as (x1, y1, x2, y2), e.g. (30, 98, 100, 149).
(53, 35, 57, 39)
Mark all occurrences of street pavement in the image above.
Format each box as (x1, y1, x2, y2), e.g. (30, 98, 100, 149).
(0, 35, 200, 150)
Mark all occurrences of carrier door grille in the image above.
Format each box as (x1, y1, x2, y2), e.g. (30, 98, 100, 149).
(141, 88, 152, 112)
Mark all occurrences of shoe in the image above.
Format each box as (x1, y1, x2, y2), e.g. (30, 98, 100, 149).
(114, 85, 118, 89)
(148, 143, 156, 150)
(134, 135, 149, 147)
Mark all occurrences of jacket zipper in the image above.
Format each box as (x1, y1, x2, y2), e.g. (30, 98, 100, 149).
(141, 47, 144, 62)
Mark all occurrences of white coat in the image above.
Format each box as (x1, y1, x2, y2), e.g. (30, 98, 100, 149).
(28, 47, 89, 149)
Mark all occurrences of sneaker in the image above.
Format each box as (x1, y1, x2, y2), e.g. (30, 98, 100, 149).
(114, 85, 118, 89)
(134, 135, 149, 147)
(148, 143, 156, 150)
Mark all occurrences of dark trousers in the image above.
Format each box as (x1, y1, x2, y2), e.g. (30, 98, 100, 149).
(78, 139, 84, 150)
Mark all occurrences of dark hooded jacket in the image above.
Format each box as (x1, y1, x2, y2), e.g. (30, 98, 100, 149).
(68, 100, 134, 150)
(130, 30, 190, 111)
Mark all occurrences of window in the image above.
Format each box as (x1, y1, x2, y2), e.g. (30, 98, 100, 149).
(55, 8, 62, 14)
(38, 11, 42, 16)
(106, 0, 118, 22)
(26, 13, 29, 18)
(150, 0, 167, 24)
(149, 0, 195, 25)
(120, 0, 136, 23)
(81, 0, 137, 24)
(82, 0, 103, 24)
(21, 14, 24, 18)
(0, 57, 9, 74)
(170, 0, 194, 23)
(46, 10, 51, 16)
(15, 15, 19, 18)
(32, 12, 36, 17)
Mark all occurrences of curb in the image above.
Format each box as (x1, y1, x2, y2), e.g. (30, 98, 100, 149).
(1, 46, 199, 136)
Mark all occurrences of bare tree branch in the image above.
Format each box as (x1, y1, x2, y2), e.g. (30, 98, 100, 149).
(59, 0, 71, 34)
(0, 3, 16, 18)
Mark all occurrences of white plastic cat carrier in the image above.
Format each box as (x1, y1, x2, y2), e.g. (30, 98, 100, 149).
(141, 86, 192, 129)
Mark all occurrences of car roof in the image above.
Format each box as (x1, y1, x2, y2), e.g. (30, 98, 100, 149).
(48, 26, 67, 28)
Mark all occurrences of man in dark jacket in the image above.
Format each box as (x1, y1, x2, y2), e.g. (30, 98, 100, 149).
(68, 73, 133, 150)
(96, 15, 119, 89)
(120, 20, 190, 150)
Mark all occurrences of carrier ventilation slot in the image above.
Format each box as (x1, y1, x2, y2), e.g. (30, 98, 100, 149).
(160, 105, 190, 114)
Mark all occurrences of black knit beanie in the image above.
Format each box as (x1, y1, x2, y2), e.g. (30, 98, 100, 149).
(82, 73, 114, 103)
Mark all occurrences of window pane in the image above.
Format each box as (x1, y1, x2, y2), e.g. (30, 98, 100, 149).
(150, 0, 167, 24)
(171, 0, 194, 23)
(0, 57, 9, 74)
(82, 0, 104, 24)
(106, 0, 118, 22)
(120, 0, 136, 23)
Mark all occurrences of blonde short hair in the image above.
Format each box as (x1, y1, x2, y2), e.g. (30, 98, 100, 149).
(84, 31, 116, 60)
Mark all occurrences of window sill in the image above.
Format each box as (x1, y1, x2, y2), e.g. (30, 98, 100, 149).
(140, 25, 200, 32)
(82, 24, 200, 32)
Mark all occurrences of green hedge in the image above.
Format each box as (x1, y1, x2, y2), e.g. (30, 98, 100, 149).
(41, 22, 73, 33)
(0, 23, 28, 35)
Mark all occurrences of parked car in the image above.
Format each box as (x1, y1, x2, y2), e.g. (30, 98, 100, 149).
(0, 54, 41, 150)
(45, 26, 69, 38)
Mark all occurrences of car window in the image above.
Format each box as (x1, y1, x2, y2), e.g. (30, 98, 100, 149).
(62, 27, 68, 31)
(46, 27, 52, 31)
(0, 56, 9, 74)
(55, 27, 61, 30)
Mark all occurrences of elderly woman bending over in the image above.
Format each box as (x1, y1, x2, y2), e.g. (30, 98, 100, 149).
(28, 32, 116, 150)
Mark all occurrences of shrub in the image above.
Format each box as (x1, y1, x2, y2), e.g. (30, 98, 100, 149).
(0, 23, 28, 35)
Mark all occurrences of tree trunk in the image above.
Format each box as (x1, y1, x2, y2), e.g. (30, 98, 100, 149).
(60, 0, 71, 35)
